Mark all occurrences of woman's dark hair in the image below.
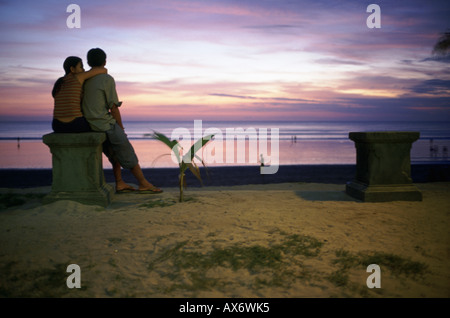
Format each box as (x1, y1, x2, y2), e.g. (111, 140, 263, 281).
(87, 48, 107, 67)
(52, 56, 82, 98)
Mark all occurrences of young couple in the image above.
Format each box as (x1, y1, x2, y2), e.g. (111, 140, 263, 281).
(52, 48, 162, 194)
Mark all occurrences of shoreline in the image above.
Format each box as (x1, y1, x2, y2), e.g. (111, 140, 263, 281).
(0, 163, 449, 189)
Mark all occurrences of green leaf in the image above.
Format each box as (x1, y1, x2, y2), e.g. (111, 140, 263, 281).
(186, 162, 203, 185)
(151, 131, 182, 164)
(153, 131, 214, 195)
(182, 134, 214, 163)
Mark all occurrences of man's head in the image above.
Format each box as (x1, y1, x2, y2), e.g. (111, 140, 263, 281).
(87, 48, 107, 67)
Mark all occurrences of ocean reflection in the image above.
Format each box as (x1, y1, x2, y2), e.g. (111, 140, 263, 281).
(1, 137, 448, 169)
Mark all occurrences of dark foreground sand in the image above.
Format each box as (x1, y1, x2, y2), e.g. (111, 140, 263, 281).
(0, 179, 449, 298)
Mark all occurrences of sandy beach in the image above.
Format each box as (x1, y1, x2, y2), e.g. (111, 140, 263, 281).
(0, 178, 449, 298)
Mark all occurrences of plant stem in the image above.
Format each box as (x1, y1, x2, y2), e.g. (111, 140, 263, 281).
(179, 172, 184, 202)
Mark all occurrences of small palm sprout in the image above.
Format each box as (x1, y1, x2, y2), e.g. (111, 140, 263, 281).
(152, 131, 214, 202)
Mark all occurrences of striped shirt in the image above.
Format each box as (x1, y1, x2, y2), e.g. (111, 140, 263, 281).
(53, 73, 83, 120)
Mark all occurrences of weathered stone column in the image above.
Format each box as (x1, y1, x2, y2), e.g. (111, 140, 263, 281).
(346, 131, 422, 202)
(42, 132, 114, 207)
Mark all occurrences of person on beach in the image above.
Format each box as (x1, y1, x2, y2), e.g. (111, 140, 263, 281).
(52, 56, 107, 133)
(81, 48, 162, 194)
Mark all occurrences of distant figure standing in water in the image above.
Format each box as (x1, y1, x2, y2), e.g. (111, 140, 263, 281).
(52, 56, 107, 133)
(429, 138, 433, 157)
(429, 138, 439, 158)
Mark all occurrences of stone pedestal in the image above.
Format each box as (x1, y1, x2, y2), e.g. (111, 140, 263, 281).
(346, 132, 422, 202)
(42, 132, 114, 207)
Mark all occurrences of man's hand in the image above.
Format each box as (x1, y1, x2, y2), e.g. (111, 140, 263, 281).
(110, 104, 124, 130)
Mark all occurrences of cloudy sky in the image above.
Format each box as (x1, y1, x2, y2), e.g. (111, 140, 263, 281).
(0, 0, 449, 122)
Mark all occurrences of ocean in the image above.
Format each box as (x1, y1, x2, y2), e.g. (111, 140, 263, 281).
(0, 120, 449, 169)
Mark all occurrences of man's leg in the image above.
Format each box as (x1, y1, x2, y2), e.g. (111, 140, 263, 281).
(130, 163, 162, 192)
(106, 123, 162, 193)
(114, 161, 136, 192)
(103, 134, 136, 192)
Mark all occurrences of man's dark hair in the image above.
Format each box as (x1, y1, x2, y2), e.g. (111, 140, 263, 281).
(87, 48, 107, 67)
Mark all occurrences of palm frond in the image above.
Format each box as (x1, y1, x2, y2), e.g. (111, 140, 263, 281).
(185, 162, 203, 186)
(152, 131, 214, 202)
(182, 134, 214, 163)
(151, 131, 182, 164)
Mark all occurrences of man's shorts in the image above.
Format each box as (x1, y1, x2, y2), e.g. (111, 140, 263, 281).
(103, 123, 139, 169)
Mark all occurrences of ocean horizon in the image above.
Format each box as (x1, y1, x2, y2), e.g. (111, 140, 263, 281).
(1, 120, 449, 169)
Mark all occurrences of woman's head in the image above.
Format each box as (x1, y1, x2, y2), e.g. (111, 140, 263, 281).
(52, 56, 84, 97)
(63, 56, 84, 74)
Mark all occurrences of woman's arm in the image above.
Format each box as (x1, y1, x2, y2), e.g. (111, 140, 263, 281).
(75, 67, 107, 84)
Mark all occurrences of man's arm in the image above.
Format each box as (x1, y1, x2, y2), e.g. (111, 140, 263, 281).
(110, 104, 124, 130)
(104, 76, 123, 129)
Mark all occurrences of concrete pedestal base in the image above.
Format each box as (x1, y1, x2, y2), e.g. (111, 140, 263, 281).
(42, 132, 114, 207)
(346, 181, 422, 202)
(346, 131, 422, 202)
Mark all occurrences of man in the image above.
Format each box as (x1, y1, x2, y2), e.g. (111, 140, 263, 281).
(82, 48, 162, 193)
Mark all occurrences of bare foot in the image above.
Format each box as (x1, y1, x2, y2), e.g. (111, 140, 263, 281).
(116, 181, 136, 192)
(139, 183, 163, 193)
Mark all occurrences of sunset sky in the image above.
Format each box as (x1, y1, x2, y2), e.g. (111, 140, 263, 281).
(0, 0, 449, 122)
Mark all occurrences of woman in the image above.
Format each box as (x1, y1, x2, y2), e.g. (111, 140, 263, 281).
(52, 56, 107, 133)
